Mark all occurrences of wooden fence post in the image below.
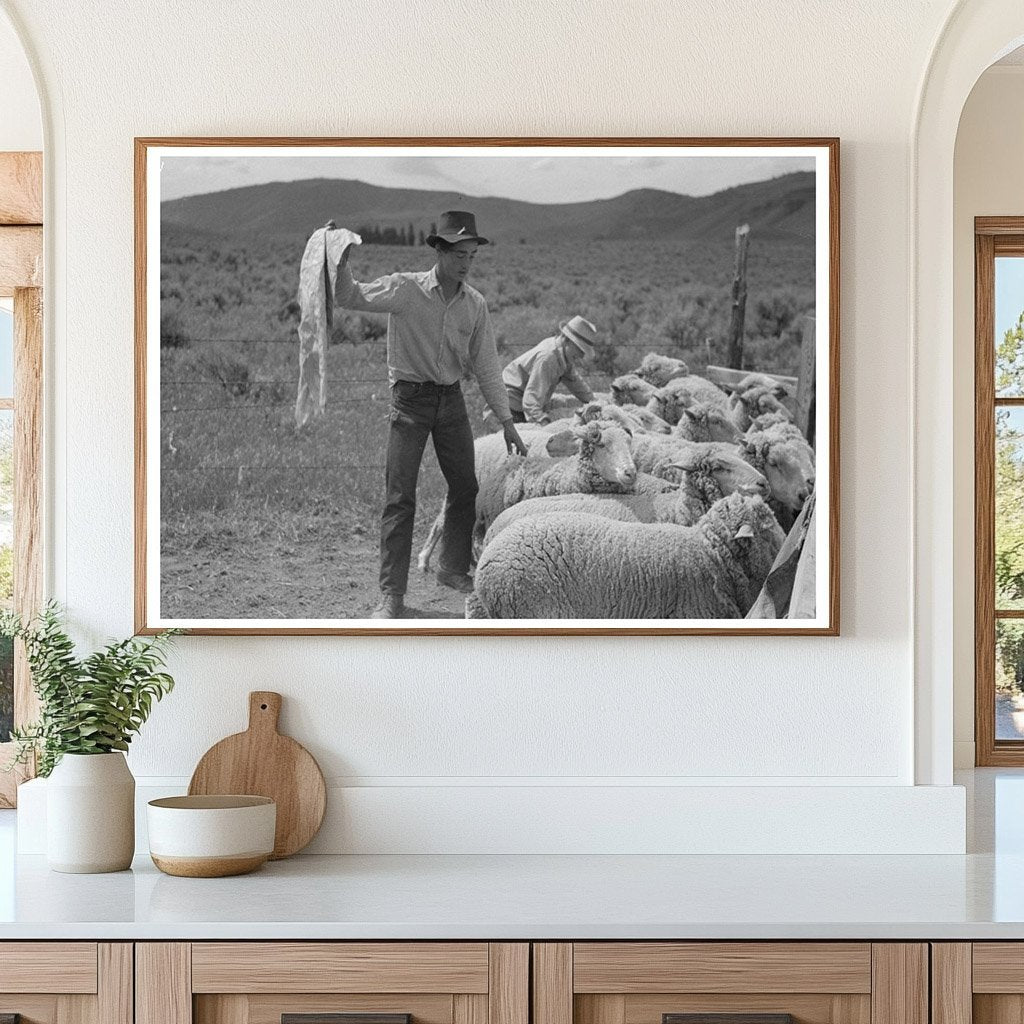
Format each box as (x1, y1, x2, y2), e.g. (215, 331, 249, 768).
(795, 315, 816, 445)
(727, 223, 750, 369)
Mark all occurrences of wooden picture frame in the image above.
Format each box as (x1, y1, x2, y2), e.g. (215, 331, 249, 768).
(135, 137, 839, 636)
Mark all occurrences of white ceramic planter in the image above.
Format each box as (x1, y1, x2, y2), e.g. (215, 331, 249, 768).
(46, 752, 135, 873)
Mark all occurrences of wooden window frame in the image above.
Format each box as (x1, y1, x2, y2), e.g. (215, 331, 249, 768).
(975, 217, 1024, 765)
(0, 151, 43, 806)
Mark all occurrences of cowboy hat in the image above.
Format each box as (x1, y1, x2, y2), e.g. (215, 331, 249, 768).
(559, 315, 598, 357)
(426, 210, 489, 247)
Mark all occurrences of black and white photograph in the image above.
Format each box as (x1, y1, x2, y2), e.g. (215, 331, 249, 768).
(136, 139, 838, 634)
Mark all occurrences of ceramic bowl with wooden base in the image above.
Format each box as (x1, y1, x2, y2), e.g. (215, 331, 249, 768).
(147, 795, 276, 877)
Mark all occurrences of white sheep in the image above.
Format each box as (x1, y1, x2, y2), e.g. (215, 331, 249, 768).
(467, 492, 785, 620)
(673, 401, 744, 443)
(633, 353, 691, 387)
(741, 422, 816, 527)
(727, 384, 793, 432)
(574, 400, 672, 435)
(734, 372, 791, 399)
(481, 440, 770, 546)
(748, 410, 794, 432)
(609, 373, 660, 407)
(418, 420, 649, 572)
(658, 373, 730, 411)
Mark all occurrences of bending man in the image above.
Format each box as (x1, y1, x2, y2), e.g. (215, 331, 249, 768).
(502, 315, 598, 424)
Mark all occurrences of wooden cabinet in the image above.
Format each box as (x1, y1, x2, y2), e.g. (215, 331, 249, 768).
(136, 944, 528, 1024)
(532, 943, 928, 1024)
(932, 943, 1024, 1024)
(0, 943, 132, 1024)
(0, 938, 952, 1024)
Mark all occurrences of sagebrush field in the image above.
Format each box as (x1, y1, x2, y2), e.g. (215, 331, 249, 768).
(158, 225, 814, 619)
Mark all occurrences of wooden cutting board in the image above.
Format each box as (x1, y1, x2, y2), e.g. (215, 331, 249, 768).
(188, 691, 326, 859)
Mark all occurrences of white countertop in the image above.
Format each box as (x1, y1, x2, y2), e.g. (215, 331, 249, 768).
(1, 850, 1023, 941)
(3, 769, 1023, 941)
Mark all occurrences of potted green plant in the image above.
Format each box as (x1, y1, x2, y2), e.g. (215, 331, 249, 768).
(1, 602, 178, 873)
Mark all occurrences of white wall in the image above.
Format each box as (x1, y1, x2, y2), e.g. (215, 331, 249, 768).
(952, 66, 1024, 767)
(0, 12, 39, 151)
(0, 0, 974, 852)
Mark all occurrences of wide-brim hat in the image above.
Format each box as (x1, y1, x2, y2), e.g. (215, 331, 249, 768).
(559, 315, 598, 357)
(426, 210, 489, 248)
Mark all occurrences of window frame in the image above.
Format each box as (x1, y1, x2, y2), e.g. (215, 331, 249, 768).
(975, 217, 1024, 765)
(0, 151, 43, 807)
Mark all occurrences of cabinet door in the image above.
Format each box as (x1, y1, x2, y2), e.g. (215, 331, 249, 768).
(0, 943, 131, 1024)
(137, 943, 528, 1024)
(533, 944, 927, 1024)
(944, 942, 1024, 1024)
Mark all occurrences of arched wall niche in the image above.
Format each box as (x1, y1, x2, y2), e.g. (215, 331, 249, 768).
(914, 1, 1024, 784)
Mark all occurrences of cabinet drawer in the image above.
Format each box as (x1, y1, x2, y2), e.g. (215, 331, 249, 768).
(572, 944, 872, 994)
(191, 944, 490, 994)
(139, 943, 528, 1024)
(0, 942, 99, 993)
(534, 944, 925, 1024)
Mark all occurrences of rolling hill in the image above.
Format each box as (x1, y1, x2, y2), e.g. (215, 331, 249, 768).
(161, 171, 816, 245)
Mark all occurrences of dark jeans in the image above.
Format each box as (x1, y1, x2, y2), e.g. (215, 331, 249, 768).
(380, 380, 478, 595)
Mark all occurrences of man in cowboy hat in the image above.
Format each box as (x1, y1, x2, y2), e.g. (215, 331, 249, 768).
(501, 315, 598, 425)
(334, 210, 528, 620)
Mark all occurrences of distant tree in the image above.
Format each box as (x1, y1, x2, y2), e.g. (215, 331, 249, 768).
(429, 222, 437, 240)
(997, 309, 1024, 395)
(418, 229, 425, 246)
(399, 227, 407, 246)
(408, 222, 415, 246)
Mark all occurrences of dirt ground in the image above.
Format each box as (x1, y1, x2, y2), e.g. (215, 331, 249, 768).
(160, 512, 467, 621)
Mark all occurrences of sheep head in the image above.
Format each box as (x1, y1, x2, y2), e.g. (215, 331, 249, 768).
(573, 420, 637, 488)
(626, 405, 672, 434)
(610, 373, 658, 406)
(669, 443, 770, 500)
(573, 401, 606, 425)
(681, 403, 743, 443)
(743, 432, 815, 511)
(635, 353, 690, 386)
(737, 373, 791, 400)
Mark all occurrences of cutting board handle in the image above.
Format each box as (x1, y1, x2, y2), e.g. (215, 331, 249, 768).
(248, 691, 282, 734)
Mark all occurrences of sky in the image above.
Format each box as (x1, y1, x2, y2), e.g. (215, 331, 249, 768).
(159, 150, 817, 204)
(0, 309, 13, 397)
(997, 256, 1024, 340)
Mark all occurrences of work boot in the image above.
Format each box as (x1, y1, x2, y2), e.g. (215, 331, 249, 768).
(436, 569, 474, 594)
(371, 593, 404, 619)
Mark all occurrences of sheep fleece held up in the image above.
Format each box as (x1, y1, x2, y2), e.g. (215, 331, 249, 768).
(470, 493, 785, 619)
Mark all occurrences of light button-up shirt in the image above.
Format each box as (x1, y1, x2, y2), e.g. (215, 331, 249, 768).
(502, 334, 594, 423)
(334, 264, 511, 422)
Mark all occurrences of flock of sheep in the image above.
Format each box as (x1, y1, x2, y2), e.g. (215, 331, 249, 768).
(418, 353, 816, 620)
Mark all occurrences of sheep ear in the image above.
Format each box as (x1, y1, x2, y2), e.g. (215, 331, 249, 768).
(772, 384, 789, 398)
(734, 523, 755, 540)
(683, 407, 699, 422)
(545, 430, 580, 457)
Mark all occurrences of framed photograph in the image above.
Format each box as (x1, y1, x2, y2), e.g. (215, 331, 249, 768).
(135, 137, 838, 635)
